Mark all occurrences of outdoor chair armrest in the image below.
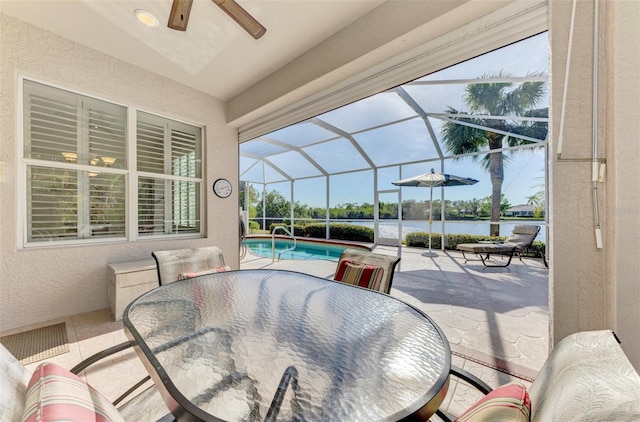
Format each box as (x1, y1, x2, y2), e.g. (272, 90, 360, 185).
(70, 340, 136, 374)
(451, 364, 493, 395)
(69, 340, 161, 411)
(435, 364, 494, 422)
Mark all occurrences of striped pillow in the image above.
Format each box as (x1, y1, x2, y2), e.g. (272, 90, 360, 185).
(22, 362, 124, 422)
(334, 260, 384, 291)
(455, 381, 530, 422)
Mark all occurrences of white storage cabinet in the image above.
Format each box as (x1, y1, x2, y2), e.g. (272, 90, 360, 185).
(107, 260, 158, 321)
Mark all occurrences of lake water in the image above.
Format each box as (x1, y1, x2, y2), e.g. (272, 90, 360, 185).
(346, 220, 547, 243)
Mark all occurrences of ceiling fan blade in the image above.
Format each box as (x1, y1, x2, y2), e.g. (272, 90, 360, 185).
(168, 0, 193, 31)
(212, 0, 266, 39)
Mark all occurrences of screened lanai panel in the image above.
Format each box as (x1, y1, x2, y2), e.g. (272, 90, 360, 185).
(268, 150, 323, 179)
(330, 170, 374, 208)
(304, 137, 371, 174)
(402, 84, 464, 120)
(239, 156, 257, 178)
(316, 92, 418, 134)
(404, 82, 549, 153)
(401, 83, 498, 155)
(241, 139, 289, 157)
(353, 118, 439, 167)
(267, 122, 338, 147)
(240, 159, 288, 184)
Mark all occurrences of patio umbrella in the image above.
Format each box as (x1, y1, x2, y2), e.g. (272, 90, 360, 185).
(392, 169, 479, 254)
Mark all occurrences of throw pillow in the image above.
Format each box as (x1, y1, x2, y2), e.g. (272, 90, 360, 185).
(178, 265, 231, 280)
(455, 381, 530, 422)
(334, 260, 384, 291)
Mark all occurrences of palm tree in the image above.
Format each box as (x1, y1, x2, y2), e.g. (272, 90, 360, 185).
(525, 195, 539, 206)
(441, 71, 548, 236)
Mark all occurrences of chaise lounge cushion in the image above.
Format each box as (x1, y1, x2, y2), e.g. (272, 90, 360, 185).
(21, 362, 124, 422)
(457, 225, 540, 254)
(455, 381, 530, 422)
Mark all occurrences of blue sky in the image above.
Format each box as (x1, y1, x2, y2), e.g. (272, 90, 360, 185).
(246, 32, 549, 209)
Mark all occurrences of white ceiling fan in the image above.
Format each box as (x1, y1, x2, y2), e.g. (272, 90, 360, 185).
(168, 0, 266, 39)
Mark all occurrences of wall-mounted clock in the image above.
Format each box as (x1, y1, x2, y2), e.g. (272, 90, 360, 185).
(213, 178, 232, 198)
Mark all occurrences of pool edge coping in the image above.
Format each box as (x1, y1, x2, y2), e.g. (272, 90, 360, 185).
(244, 235, 373, 252)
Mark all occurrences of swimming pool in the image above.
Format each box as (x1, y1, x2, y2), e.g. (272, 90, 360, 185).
(243, 237, 369, 261)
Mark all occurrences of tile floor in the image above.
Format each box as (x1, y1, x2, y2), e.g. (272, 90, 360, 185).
(7, 245, 548, 421)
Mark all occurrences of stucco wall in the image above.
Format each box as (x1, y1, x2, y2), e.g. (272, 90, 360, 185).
(549, 0, 639, 369)
(606, 0, 640, 369)
(0, 14, 239, 332)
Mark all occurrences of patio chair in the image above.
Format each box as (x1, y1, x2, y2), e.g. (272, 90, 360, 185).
(333, 248, 401, 294)
(435, 330, 640, 422)
(152, 246, 229, 285)
(0, 340, 174, 422)
(456, 225, 547, 267)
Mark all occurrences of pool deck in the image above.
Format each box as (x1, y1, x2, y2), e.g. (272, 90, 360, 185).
(241, 243, 549, 382)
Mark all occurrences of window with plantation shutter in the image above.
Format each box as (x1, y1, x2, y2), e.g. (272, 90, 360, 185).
(24, 80, 127, 244)
(21, 79, 204, 247)
(137, 111, 202, 236)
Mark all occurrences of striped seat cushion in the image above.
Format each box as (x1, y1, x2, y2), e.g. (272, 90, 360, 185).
(334, 260, 384, 292)
(455, 381, 530, 422)
(22, 362, 124, 422)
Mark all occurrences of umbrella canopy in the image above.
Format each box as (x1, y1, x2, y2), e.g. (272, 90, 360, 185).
(392, 169, 479, 253)
(392, 169, 479, 188)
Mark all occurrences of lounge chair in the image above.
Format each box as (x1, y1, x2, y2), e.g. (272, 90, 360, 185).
(333, 248, 401, 294)
(456, 225, 546, 267)
(152, 246, 229, 285)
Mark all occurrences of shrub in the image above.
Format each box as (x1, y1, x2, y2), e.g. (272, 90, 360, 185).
(329, 224, 374, 242)
(267, 222, 374, 242)
(248, 220, 260, 233)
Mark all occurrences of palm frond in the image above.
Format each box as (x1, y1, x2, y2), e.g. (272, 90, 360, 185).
(441, 107, 489, 157)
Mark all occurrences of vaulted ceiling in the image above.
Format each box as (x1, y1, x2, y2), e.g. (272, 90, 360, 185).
(0, 0, 385, 101)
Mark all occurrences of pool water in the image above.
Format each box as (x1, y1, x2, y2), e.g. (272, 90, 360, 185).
(243, 238, 358, 260)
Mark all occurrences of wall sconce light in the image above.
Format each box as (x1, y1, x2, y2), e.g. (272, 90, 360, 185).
(62, 152, 77, 162)
(101, 156, 116, 166)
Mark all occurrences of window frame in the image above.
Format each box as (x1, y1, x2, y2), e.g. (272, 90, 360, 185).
(17, 77, 206, 249)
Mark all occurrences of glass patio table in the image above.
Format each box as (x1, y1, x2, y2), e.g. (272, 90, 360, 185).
(123, 269, 451, 422)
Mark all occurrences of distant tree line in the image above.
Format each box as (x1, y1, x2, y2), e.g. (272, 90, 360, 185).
(240, 183, 534, 230)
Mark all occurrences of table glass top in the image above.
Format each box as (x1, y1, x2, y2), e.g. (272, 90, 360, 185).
(125, 270, 450, 421)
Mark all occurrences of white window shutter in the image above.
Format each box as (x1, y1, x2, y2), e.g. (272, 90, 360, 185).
(24, 80, 127, 242)
(136, 112, 202, 236)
